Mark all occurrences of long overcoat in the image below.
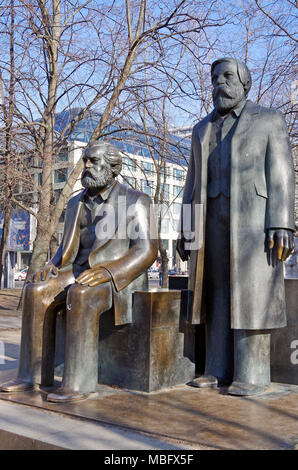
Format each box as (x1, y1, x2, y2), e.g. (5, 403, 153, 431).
(183, 100, 295, 330)
(51, 181, 158, 326)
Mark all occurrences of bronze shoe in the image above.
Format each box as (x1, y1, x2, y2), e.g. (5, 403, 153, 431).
(0, 378, 34, 393)
(227, 381, 267, 396)
(187, 375, 218, 388)
(46, 387, 90, 403)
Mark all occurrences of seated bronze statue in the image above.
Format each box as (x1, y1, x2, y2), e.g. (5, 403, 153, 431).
(0, 141, 158, 403)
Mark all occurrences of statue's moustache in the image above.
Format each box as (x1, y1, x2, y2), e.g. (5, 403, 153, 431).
(82, 170, 96, 180)
(213, 87, 234, 99)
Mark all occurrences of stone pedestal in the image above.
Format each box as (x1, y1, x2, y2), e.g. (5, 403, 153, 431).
(54, 289, 196, 393)
(271, 279, 298, 385)
(97, 289, 195, 392)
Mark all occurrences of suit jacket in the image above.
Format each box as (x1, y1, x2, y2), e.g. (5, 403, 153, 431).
(51, 181, 158, 325)
(182, 100, 295, 329)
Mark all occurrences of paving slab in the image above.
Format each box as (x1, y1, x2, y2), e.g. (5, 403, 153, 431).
(0, 375, 298, 450)
(0, 288, 297, 451)
(0, 400, 203, 450)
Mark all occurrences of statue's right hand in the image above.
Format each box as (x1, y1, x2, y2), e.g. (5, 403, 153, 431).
(177, 237, 190, 262)
(28, 263, 58, 283)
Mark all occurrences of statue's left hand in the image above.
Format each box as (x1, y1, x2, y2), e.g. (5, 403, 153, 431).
(267, 229, 295, 262)
(75, 267, 111, 287)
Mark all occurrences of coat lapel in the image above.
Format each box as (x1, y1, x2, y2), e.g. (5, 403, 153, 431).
(196, 114, 213, 204)
(61, 190, 86, 267)
(231, 100, 260, 145)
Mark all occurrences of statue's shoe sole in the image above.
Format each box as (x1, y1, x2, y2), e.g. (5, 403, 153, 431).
(187, 375, 218, 388)
(46, 392, 91, 403)
(227, 381, 267, 396)
(0, 380, 34, 393)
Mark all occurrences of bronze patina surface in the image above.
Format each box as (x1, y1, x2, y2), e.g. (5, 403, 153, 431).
(177, 57, 295, 396)
(54, 289, 195, 392)
(0, 142, 158, 402)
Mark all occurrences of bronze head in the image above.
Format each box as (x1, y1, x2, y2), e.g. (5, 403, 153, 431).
(81, 141, 122, 191)
(211, 57, 252, 114)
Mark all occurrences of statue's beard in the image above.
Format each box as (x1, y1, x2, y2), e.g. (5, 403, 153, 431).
(213, 85, 245, 114)
(81, 168, 114, 190)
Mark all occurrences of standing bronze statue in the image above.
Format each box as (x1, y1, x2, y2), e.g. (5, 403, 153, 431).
(177, 57, 295, 396)
(0, 141, 157, 402)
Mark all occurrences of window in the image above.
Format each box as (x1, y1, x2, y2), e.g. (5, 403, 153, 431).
(122, 157, 136, 172)
(161, 218, 169, 233)
(56, 148, 68, 162)
(173, 168, 184, 181)
(123, 176, 136, 189)
(171, 218, 181, 232)
(142, 161, 153, 176)
(173, 185, 183, 198)
(37, 172, 42, 186)
(141, 179, 153, 196)
(172, 202, 181, 216)
(160, 183, 169, 200)
(124, 143, 135, 155)
(141, 147, 151, 158)
(158, 202, 169, 218)
(161, 239, 169, 250)
(54, 168, 68, 184)
(162, 166, 171, 178)
(54, 188, 62, 203)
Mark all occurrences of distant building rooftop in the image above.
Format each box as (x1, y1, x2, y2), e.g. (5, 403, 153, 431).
(54, 108, 190, 167)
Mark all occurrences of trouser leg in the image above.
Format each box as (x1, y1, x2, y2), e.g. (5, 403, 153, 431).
(204, 195, 233, 385)
(228, 329, 271, 396)
(60, 282, 113, 394)
(15, 269, 74, 385)
(17, 283, 55, 384)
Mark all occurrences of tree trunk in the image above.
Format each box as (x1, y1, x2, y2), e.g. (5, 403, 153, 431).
(159, 242, 169, 289)
(27, 216, 52, 279)
(50, 232, 59, 259)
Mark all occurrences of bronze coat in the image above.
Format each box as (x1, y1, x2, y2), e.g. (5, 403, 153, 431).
(183, 100, 295, 329)
(51, 181, 158, 325)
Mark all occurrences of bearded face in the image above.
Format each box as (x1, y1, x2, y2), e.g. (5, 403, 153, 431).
(81, 166, 114, 190)
(81, 146, 116, 191)
(211, 61, 246, 114)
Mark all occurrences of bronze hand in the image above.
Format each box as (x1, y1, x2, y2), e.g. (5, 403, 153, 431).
(267, 229, 295, 262)
(28, 262, 58, 283)
(75, 266, 111, 287)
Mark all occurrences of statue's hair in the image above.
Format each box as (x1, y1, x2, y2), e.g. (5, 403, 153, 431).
(211, 57, 252, 97)
(84, 141, 122, 176)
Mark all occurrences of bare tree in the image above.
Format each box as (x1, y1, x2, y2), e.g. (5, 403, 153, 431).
(0, 0, 17, 284)
(2, 0, 295, 286)
(254, 0, 298, 43)
(0, 0, 224, 279)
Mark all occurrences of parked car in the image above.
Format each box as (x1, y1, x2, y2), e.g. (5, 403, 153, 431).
(168, 269, 178, 276)
(14, 267, 28, 281)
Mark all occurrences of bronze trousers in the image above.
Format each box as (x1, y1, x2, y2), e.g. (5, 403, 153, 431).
(204, 194, 271, 388)
(18, 267, 112, 393)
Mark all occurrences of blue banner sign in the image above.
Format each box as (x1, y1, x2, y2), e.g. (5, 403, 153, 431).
(0, 210, 30, 251)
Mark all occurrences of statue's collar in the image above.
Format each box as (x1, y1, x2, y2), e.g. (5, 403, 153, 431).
(212, 99, 247, 121)
(83, 180, 117, 203)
